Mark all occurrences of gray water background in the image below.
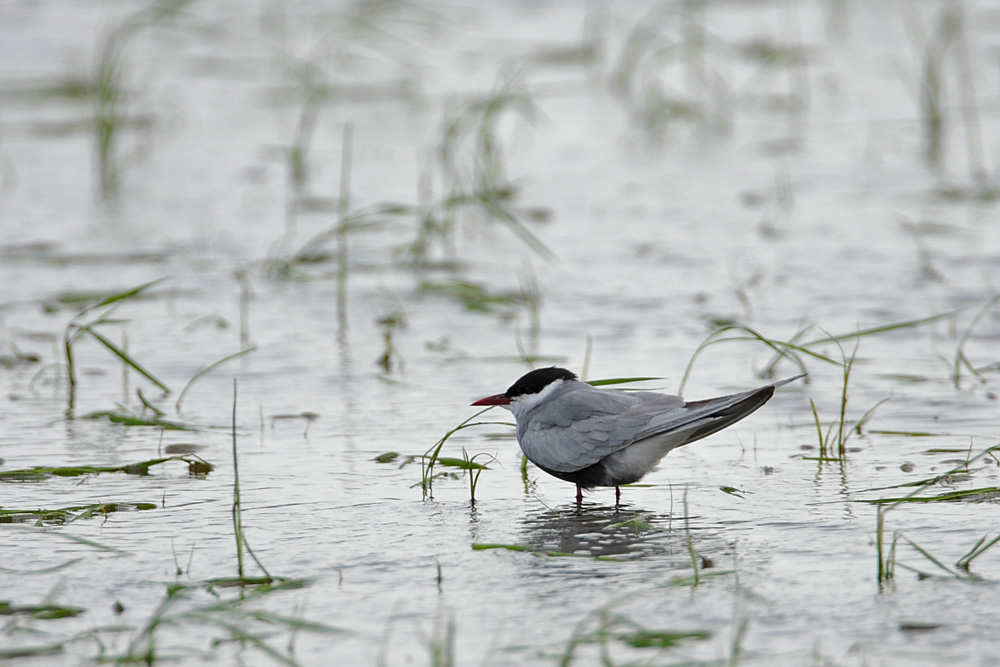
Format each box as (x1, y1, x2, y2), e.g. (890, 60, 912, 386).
(2, 1, 1000, 665)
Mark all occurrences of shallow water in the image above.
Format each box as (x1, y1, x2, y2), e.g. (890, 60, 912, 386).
(3, 1, 1000, 665)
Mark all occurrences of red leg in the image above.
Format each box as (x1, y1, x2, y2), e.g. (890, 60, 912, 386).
(615, 486, 621, 505)
(576, 485, 583, 504)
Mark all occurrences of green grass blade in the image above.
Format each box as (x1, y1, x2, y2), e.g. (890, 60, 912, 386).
(957, 533, 1000, 570)
(852, 398, 890, 434)
(809, 398, 826, 457)
(900, 535, 963, 578)
(861, 487, 1000, 504)
(586, 376, 661, 387)
(82, 325, 170, 393)
(80, 277, 167, 316)
(472, 543, 532, 552)
(176, 346, 257, 412)
(679, 325, 820, 393)
(802, 311, 958, 346)
(617, 629, 712, 648)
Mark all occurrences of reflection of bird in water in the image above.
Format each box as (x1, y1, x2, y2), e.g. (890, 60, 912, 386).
(473, 367, 804, 505)
(519, 504, 680, 561)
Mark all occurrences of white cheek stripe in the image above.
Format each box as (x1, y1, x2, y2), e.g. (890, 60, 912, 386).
(511, 378, 566, 419)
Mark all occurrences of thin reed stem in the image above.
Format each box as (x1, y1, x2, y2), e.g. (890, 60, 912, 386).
(232, 379, 245, 580)
(337, 122, 354, 332)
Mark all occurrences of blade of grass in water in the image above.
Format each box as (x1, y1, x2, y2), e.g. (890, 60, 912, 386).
(76, 277, 167, 317)
(422, 455, 489, 470)
(175, 346, 257, 412)
(873, 444, 1000, 586)
(682, 313, 956, 393)
(618, 629, 712, 648)
(81, 325, 170, 393)
(957, 533, 1000, 571)
(861, 447, 998, 492)
(230, 379, 273, 584)
(421, 408, 514, 499)
(679, 324, 822, 393)
(0, 602, 86, 619)
(232, 379, 246, 580)
(801, 311, 958, 346)
(0, 456, 212, 479)
(952, 294, 1000, 387)
(0, 502, 156, 525)
(861, 487, 1000, 504)
(64, 277, 168, 412)
(80, 410, 190, 430)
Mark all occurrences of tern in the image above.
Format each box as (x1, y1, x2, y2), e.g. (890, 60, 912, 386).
(472, 367, 804, 504)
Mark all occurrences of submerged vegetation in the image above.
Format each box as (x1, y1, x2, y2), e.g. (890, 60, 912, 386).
(0, 456, 212, 481)
(870, 444, 1000, 588)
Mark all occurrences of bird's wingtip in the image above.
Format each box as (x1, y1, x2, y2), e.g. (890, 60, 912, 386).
(771, 373, 807, 388)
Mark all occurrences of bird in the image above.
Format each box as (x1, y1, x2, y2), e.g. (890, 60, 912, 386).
(471, 367, 804, 504)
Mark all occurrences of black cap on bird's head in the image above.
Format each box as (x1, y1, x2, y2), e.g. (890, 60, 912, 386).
(505, 367, 577, 398)
(471, 367, 578, 406)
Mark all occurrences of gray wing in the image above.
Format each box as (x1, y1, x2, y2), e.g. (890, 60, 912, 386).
(518, 386, 684, 473)
(519, 375, 803, 474)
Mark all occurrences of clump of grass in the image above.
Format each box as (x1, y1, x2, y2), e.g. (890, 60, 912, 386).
(881, 530, 1000, 583)
(461, 448, 494, 505)
(420, 408, 512, 500)
(951, 292, 1000, 388)
(63, 278, 169, 414)
(956, 533, 1000, 571)
(0, 502, 156, 526)
(0, 456, 212, 481)
(806, 340, 888, 461)
(873, 444, 1000, 588)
